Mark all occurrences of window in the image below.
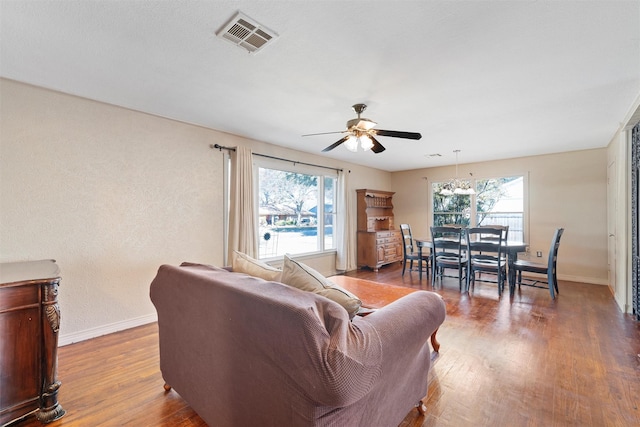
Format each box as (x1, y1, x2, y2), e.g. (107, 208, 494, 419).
(432, 176, 524, 241)
(256, 160, 337, 259)
(433, 179, 473, 227)
(475, 177, 524, 241)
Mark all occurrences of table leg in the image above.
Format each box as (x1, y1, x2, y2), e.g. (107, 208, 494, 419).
(418, 246, 423, 281)
(508, 249, 517, 295)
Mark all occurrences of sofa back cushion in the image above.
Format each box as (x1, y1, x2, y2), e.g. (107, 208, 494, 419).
(280, 255, 362, 319)
(231, 250, 281, 281)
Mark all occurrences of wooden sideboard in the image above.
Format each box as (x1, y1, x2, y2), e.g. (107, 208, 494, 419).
(0, 260, 65, 426)
(356, 189, 403, 271)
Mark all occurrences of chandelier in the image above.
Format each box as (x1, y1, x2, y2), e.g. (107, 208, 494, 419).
(440, 150, 475, 196)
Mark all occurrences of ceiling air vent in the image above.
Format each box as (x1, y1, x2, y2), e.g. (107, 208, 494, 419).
(217, 12, 278, 54)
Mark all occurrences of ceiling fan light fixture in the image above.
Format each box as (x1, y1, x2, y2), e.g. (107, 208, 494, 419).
(344, 135, 359, 152)
(358, 119, 377, 131)
(347, 118, 377, 131)
(359, 134, 374, 150)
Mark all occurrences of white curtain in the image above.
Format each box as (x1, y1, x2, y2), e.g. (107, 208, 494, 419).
(227, 146, 258, 260)
(336, 170, 356, 271)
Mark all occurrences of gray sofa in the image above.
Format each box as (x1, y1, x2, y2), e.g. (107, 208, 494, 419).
(150, 262, 446, 427)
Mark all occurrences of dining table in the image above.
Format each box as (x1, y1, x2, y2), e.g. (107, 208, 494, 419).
(414, 238, 529, 294)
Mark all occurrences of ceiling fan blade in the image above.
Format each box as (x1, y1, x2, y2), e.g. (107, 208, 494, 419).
(322, 135, 350, 152)
(303, 131, 347, 137)
(370, 136, 386, 153)
(375, 129, 422, 140)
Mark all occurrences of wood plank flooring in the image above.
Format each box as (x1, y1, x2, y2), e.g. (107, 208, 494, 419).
(15, 264, 640, 427)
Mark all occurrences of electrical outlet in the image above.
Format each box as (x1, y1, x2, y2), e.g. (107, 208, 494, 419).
(536, 251, 543, 257)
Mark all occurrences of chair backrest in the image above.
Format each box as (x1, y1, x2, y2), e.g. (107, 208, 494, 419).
(400, 223, 414, 256)
(467, 227, 504, 261)
(430, 226, 465, 255)
(547, 228, 564, 270)
(479, 224, 509, 242)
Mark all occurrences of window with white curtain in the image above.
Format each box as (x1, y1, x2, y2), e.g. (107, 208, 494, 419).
(255, 157, 337, 259)
(432, 175, 525, 241)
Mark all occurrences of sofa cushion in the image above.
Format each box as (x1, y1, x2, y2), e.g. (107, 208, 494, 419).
(231, 250, 282, 281)
(280, 254, 361, 319)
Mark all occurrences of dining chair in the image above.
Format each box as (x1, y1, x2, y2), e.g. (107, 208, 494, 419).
(512, 228, 564, 299)
(399, 224, 430, 277)
(479, 224, 509, 242)
(430, 226, 469, 291)
(478, 224, 509, 265)
(467, 227, 506, 296)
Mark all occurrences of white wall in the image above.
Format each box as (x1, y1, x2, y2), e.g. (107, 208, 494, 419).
(0, 79, 391, 344)
(391, 149, 609, 285)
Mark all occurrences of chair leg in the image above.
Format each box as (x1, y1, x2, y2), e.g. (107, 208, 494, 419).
(466, 267, 470, 288)
(548, 272, 556, 299)
(402, 259, 406, 276)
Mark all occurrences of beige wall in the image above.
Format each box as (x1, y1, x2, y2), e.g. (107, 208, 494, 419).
(2, 77, 619, 342)
(0, 79, 391, 343)
(391, 149, 609, 285)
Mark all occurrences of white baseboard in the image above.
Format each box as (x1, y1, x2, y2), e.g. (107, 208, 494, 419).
(558, 274, 607, 285)
(59, 313, 157, 347)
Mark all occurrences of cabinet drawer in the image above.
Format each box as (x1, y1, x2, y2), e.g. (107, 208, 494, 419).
(384, 247, 398, 256)
(0, 285, 39, 312)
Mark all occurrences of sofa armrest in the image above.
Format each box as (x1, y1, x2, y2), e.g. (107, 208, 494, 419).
(355, 290, 446, 368)
(359, 290, 445, 337)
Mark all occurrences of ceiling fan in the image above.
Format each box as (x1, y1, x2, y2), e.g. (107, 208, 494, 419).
(303, 103, 422, 154)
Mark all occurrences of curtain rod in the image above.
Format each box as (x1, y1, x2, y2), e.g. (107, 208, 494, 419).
(211, 144, 343, 173)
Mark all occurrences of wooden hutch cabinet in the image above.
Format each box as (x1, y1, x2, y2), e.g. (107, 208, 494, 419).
(356, 189, 403, 271)
(0, 260, 65, 426)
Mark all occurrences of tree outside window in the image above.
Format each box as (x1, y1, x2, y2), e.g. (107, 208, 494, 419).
(258, 167, 336, 259)
(433, 181, 473, 227)
(475, 177, 524, 241)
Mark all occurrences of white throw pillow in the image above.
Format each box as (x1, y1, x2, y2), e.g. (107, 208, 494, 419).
(280, 254, 362, 319)
(231, 250, 282, 282)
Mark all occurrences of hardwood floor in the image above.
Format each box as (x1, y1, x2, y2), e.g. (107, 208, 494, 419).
(15, 264, 640, 427)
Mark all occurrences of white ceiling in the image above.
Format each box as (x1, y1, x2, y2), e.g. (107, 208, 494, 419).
(1, 0, 639, 171)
